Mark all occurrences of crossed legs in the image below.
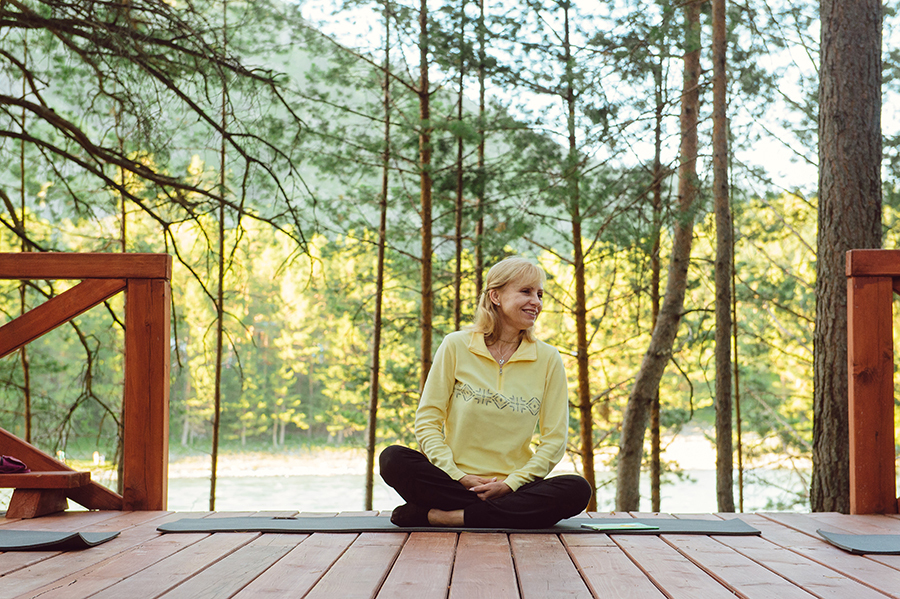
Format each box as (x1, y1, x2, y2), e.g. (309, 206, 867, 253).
(379, 445, 592, 529)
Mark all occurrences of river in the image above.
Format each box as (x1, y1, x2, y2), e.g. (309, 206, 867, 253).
(0, 433, 811, 513)
(164, 467, 808, 513)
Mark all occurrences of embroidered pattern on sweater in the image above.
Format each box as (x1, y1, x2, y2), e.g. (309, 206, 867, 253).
(453, 382, 541, 415)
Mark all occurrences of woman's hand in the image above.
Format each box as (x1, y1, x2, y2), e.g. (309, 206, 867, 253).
(458, 474, 493, 490)
(470, 478, 513, 500)
(459, 475, 513, 500)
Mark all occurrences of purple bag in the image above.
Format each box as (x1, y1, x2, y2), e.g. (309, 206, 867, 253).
(0, 455, 31, 474)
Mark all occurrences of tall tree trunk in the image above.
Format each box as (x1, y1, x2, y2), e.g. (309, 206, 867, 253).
(365, 3, 391, 511)
(418, 0, 434, 388)
(210, 156, 225, 511)
(115, 70, 128, 495)
(561, 5, 595, 511)
(210, 0, 228, 511)
(18, 286, 31, 442)
(454, 0, 466, 331)
(18, 38, 32, 444)
(475, 0, 486, 300)
(811, 0, 882, 513)
(712, 0, 734, 513)
(649, 60, 663, 513)
(616, 0, 701, 512)
(732, 232, 743, 511)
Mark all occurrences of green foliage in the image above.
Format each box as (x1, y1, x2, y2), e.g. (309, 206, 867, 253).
(2, 0, 875, 513)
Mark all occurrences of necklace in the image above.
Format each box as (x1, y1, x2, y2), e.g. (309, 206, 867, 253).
(496, 345, 515, 365)
(492, 342, 518, 374)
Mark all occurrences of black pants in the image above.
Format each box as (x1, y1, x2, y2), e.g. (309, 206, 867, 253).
(379, 445, 592, 528)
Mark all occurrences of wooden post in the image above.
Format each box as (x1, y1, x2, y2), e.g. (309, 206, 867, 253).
(123, 277, 171, 510)
(846, 250, 898, 514)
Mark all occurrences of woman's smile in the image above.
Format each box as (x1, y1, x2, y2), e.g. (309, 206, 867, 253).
(492, 278, 543, 333)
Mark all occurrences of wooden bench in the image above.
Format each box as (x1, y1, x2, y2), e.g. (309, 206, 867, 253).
(0, 471, 92, 518)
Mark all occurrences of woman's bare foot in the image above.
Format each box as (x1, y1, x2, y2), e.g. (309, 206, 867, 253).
(427, 508, 465, 527)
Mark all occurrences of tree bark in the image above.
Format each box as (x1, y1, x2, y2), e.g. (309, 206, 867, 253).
(811, 0, 882, 513)
(116, 57, 128, 495)
(733, 249, 743, 511)
(454, 0, 466, 331)
(649, 59, 663, 513)
(418, 0, 434, 389)
(18, 40, 32, 444)
(365, 2, 391, 512)
(475, 0, 486, 301)
(712, 0, 734, 513)
(561, 4, 595, 512)
(616, 0, 701, 512)
(210, 0, 228, 512)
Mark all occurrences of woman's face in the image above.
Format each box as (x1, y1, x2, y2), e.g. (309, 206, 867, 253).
(489, 276, 544, 334)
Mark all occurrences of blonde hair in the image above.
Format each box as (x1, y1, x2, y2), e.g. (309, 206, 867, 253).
(471, 256, 546, 344)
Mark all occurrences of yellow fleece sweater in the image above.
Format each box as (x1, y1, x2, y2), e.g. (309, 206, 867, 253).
(415, 330, 569, 491)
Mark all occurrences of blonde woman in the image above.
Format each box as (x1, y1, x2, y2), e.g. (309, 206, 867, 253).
(380, 257, 591, 528)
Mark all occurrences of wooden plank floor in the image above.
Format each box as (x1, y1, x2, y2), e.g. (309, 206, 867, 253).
(2, 510, 900, 598)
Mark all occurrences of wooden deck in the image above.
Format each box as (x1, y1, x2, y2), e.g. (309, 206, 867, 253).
(2, 510, 899, 598)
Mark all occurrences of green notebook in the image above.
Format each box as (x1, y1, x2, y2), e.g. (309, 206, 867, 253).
(580, 522, 660, 531)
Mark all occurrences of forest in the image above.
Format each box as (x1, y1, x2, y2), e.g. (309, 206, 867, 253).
(0, 0, 896, 513)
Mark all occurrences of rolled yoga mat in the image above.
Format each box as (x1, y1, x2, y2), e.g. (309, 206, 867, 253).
(157, 515, 760, 535)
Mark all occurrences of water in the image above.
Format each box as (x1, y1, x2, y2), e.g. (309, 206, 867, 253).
(0, 471, 805, 514)
(164, 468, 807, 514)
(167, 474, 405, 512)
(0, 426, 811, 513)
(0, 441, 809, 514)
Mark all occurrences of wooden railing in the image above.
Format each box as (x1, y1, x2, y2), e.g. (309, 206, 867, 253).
(0, 253, 171, 512)
(846, 249, 900, 514)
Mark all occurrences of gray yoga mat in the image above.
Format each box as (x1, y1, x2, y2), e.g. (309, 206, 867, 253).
(157, 515, 760, 535)
(818, 529, 900, 555)
(0, 530, 120, 551)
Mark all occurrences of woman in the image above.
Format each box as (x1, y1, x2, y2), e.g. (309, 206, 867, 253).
(380, 257, 592, 528)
